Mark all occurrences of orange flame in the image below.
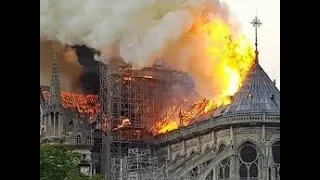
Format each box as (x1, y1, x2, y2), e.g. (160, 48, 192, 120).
(113, 118, 131, 130)
(203, 19, 254, 101)
(43, 91, 100, 118)
(61, 92, 100, 116)
(42, 18, 254, 134)
(152, 18, 254, 134)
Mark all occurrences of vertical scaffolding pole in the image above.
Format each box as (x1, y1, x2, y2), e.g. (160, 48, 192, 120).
(99, 58, 168, 180)
(99, 62, 109, 179)
(124, 148, 158, 180)
(101, 60, 123, 180)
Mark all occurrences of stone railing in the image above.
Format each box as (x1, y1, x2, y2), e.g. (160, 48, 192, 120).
(154, 113, 280, 145)
(64, 137, 93, 146)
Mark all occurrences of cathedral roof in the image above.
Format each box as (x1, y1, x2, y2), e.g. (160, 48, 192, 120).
(40, 85, 94, 137)
(223, 62, 280, 116)
(40, 85, 99, 116)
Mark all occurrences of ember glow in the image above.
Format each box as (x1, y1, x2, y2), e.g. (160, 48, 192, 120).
(152, 18, 255, 134)
(43, 91, 100, 117)
(61, 92, 100, 116)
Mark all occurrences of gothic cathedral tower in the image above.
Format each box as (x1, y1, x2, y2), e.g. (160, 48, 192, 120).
(47, 52, 64, 139)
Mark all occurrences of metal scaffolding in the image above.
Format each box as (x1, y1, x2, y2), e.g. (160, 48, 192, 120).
(121, 148, 158, 180)
(98, 57, 195, 180)
(99, 58, 164, 180)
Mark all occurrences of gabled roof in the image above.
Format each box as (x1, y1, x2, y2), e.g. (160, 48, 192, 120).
(223, 62, 280, 116)
(40, 85, 100, 116)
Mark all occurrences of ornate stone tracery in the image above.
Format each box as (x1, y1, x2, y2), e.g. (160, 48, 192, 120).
(270, 141, 280, 180)
(238, 142, 259, 180)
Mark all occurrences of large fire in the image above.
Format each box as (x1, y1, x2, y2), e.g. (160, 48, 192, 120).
(42, 91, 100, 118)
(60, 92, 100, 116)
(151, 19, 255, 134)
(41, 19, 254, 135)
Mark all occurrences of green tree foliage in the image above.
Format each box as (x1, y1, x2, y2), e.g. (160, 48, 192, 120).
(40, 144, 81, 180)
(40, 144, 104, 180)
(66, 173, 104, 180)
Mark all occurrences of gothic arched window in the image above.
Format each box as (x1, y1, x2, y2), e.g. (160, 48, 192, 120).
(55, 112, 59, 121)
(50, 112, 54, 125)
(272, 141, 280, 179)
(55, 112, 60, 135)
(218, 144, 226, 154)
(272, 141, 280, 164)
(218, 144, 230, 180)
(238, 142, 259, 180)
(76, 135, 82, 143)
(50, 112, 54, 136)
(218, 158, 230, 179)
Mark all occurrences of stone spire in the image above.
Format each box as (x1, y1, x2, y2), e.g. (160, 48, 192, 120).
(250, 13, 262, 64)
(49, 52, 61, 109)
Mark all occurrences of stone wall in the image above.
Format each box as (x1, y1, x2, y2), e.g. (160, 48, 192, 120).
(155, 123, 280, 180)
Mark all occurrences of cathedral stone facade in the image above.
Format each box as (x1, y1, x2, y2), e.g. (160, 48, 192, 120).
(40, 53, 95, 175)
(40, 47, 279, 180)
(154, 58, 280, 180)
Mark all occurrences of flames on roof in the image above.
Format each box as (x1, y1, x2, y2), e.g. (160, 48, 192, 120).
(41, 87, 100, 117)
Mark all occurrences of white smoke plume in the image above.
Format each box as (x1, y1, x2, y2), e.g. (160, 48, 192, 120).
(40, 0, 241, 99)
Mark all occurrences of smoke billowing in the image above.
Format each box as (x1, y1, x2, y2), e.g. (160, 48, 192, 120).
(40, 41, 100, 94)
(40, 41, 82, 91)
(73, 45, 100, 94)
(41, 0, 248, 99)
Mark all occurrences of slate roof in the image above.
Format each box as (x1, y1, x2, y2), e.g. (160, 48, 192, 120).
(223, 62, 280, 116)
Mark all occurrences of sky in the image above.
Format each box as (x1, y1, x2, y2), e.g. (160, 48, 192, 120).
(221, 0, 280, 89)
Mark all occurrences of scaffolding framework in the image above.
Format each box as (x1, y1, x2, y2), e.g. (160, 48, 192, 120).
(99, 59, 164, 180)
(121, 148, 158, 180)
(98, 57, 195, 180)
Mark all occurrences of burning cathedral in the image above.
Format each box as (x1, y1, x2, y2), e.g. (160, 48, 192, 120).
(40, 15, 280, 180)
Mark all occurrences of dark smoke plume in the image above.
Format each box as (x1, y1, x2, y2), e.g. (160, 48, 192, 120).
(79, 69, 100, 94)
(73, 45, 100, 94)
(40, 41, 100, 94)
(40, 41, 83, 91)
